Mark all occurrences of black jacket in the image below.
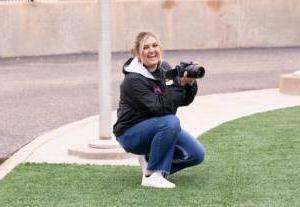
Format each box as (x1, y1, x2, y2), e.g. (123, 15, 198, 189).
(113, 58, 198, 137)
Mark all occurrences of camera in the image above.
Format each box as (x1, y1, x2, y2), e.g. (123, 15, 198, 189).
(164, 62, 205, 81)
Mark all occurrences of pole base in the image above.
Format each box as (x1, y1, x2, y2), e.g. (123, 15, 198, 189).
(68, 146, 134, 160)
(88, 139, 120, 149)
(68, 138, 135, 160)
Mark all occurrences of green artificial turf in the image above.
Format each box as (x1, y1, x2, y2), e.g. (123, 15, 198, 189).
(0, 106, 299, 207)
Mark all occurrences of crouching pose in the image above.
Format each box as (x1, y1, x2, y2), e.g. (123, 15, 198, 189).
(113, 32, 205, 188)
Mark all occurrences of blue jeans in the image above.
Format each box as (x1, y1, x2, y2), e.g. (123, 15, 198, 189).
(116, 115, 205, 176)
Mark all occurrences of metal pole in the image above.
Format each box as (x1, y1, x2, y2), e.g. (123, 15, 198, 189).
(89, 0, 119, 149)
(98, 0, 112, 139)
(78, 0, 131, 154)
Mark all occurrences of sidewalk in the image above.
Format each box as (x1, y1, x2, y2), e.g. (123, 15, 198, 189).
(1, 88, 300, 179)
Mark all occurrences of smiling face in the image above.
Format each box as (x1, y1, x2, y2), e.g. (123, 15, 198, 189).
(139, 35, 161, 72)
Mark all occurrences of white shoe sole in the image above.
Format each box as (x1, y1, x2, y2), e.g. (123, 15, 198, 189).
(141, 172, 176, 189)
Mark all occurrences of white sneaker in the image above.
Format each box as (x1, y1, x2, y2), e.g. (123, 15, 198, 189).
(138, 155, 148, 174)
(141, 172, 176, 188)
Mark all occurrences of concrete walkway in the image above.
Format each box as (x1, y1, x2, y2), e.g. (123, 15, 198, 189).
(1, 88, 300, 180)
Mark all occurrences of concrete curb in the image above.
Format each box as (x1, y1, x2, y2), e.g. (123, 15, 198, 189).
(280, 73, 300, 95)
(0, 116, 96, 180)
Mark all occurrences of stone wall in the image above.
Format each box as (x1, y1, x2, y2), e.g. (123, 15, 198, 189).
(1, 0, 300, 57)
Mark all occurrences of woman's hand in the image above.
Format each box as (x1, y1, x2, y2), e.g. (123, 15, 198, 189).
(180, 71, 196, 86)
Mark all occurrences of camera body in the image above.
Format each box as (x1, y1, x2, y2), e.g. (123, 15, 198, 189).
(164, 62, 205, 84)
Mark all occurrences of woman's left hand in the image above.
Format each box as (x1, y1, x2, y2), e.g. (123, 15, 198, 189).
(180, 71, 196, 86)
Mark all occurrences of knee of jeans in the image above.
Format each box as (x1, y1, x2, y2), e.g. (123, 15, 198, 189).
(163, 115, 181, 133)
(192, 148, 205, 165)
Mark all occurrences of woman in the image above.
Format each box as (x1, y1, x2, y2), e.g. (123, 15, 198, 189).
(113, 32, 205, 188)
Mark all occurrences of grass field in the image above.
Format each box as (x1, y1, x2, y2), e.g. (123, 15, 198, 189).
(0, 106, 299, 207)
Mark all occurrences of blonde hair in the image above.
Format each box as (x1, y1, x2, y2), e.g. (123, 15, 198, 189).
(131, 32, 162, 63)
